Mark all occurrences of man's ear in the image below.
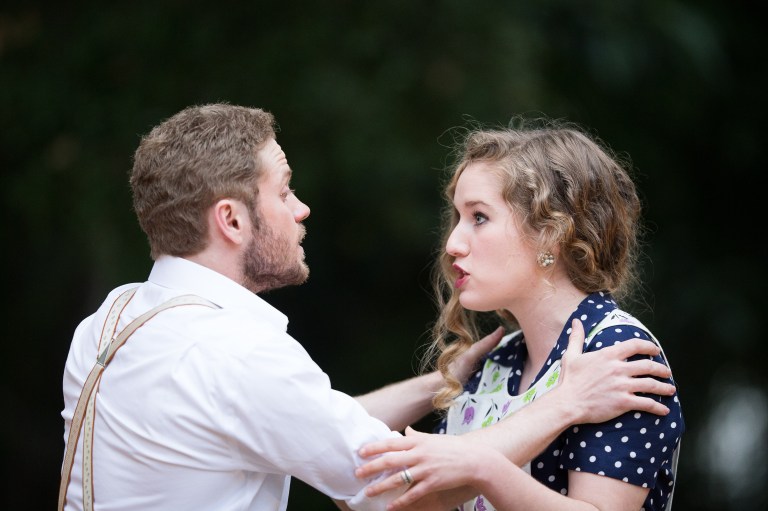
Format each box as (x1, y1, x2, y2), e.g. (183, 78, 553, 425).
(210, 199, 250, 245)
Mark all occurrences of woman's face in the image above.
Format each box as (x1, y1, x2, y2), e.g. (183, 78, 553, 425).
(445, 162, 539, 312)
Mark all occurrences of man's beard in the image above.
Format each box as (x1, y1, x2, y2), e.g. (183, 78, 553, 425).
(241, 223, 309, 294)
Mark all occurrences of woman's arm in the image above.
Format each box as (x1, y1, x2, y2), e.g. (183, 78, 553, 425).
(357, 428, 648, 511)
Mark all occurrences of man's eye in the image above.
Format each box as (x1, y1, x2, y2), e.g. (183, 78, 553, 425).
(281, 188, 295, 200)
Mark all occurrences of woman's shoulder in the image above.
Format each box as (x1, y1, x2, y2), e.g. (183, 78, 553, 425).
(583, 309, 654, 352)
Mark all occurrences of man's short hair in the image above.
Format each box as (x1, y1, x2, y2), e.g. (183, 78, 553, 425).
(131, 103, 276, 259)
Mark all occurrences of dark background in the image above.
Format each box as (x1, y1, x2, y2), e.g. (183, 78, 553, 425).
(2, 1, 766, 510)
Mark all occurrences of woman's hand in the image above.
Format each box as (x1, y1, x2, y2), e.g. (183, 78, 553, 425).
(357, 427, 503, 510)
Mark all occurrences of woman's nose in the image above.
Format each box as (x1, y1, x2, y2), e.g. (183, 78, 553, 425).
(445, 225, 468, 257)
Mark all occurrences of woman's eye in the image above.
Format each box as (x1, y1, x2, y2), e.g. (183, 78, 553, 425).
(473, 212, 488, 225)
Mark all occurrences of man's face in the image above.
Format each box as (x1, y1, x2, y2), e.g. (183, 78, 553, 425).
(241, 139, 311, 293)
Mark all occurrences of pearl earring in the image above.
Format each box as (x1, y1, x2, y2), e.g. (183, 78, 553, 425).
(537, 252, 555, 268)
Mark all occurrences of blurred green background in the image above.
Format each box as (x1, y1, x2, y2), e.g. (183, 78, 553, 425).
(2, 1, 765, 509)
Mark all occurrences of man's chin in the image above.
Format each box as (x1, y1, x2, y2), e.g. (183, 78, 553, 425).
(250, 264, 309, 294)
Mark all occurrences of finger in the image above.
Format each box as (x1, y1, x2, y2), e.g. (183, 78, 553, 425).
(403, 426, 426, 438)
(625, 395, 671, 416)
(624, 359, 672, 379)
(563, 318, 585, 361)
(359, 436, 414, 458)
(388, 483, 432, 511)
(356, 454, 410, 479)
(605, 338, 661, 360)
(471, 326, 504, 355)
(363, 471, 411, 498)
(627, 376, 676, 396)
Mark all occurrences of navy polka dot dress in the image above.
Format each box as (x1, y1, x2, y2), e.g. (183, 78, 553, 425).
(435, 292, 684, 511)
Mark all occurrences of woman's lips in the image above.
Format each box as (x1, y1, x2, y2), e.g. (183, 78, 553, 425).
(453, 264, 469, 288)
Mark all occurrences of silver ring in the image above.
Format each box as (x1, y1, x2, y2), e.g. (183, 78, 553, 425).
(400, 468, 414, 485)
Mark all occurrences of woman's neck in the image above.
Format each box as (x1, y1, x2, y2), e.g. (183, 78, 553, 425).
(513, 284, 587, 377)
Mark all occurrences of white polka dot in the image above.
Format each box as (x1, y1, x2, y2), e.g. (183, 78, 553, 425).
(630, 451, 637, 458)
(659, 432, 665, 439)
(598, 471, 605, 476)
(614, 328, 623, 333)
(645, 442, 652, 449)
(537, 462, 544, 469)
(640, 428, 647, 434)
(621, 436, 629, 443)
(580, 441, 586, 448)
(566, 327, 572, 334)
(615, 461, 622, 468)
(655, 418, 660, 425)
(581, 314, 588, 321)
(595, 342, 603, 348)
(560, 488, 567, 495)
(604, 445, 612, 453)
(637, 467, 644, 474)
(553, 450, 560, 456)
(642, 483, 648, 488)
(596, 304, 603, 309)
(589, 455, 596, 462)
(569, 453, 574, 459)
(622, 477, 629, 482)
(615, 422, 623, 428)
(548, 475, 555, 482)
(651, 457, 655, 463)
(671, 422, 677, 429)
(575, 467, 581, 472)
(634, 332, 640, 337)
(634, 412, 641, 419)
(595, 431, 603, 438)
(573, 426, 580, 433)
(662, 446, 668, 453)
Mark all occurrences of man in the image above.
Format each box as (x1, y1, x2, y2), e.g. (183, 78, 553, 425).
(60, 103, 675, 510)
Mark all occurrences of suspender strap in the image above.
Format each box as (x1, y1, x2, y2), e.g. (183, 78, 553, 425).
(58, 288, 219, 511)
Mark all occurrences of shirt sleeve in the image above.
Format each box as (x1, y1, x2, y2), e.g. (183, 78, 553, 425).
(209, 317, 405, 511)
(560, 324, 683, 489)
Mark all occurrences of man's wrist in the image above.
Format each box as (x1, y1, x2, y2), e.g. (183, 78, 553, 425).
(543, 383, 583, 428)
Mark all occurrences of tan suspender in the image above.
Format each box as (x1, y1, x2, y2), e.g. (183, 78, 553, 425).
(58, 288, 219, 511)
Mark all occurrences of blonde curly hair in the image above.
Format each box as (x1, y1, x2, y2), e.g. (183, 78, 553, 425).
(427, 119, 643, 409)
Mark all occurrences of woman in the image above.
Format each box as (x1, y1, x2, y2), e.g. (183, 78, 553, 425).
(356, 120, 683, 510)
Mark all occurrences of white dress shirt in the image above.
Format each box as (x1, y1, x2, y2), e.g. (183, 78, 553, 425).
(61, 256, 402, 510)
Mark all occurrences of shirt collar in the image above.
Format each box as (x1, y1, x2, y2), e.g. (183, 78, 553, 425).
(492, 291, 618, 368)
(148, 255, 288, 331)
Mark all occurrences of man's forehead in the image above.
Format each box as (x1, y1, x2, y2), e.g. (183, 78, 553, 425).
(259, 138, 292, 180)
